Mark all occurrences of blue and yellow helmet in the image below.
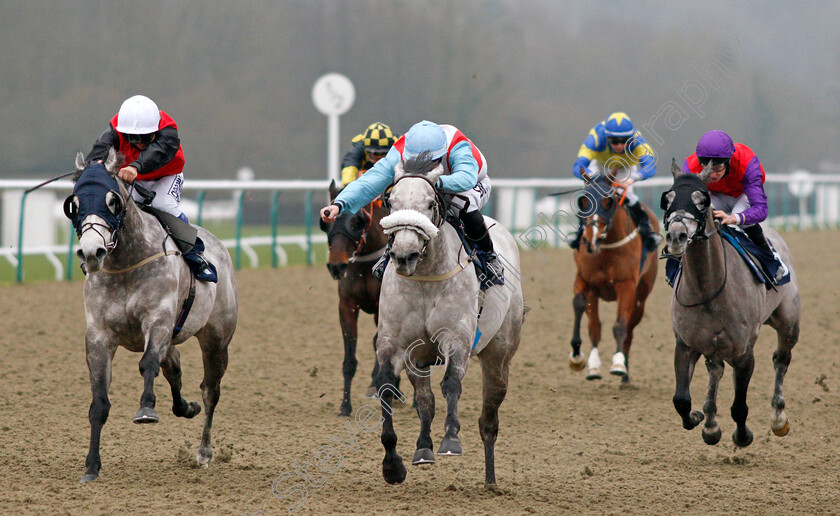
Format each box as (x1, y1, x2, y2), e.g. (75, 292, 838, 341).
(604, 112, 635, 138)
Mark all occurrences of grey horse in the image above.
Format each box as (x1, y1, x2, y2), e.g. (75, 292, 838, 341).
(373, 154, 526, 487)
(662, 159, 800, 447)
(67, 149, 238, 482)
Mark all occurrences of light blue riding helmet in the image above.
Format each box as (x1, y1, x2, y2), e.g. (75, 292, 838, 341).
(603, 112, 635, 138)
(403, 120, 447, 160)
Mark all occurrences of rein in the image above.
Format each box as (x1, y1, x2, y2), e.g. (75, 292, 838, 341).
(395, 257, 472, 282)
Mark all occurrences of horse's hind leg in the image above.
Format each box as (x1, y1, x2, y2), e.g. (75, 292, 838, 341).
(731, 353, 755, 447)
(408, 370, 435, 465)
(478, 341, 514, 487)
(769, 309, 800, 437)
(701, 357, 725, 445)
(81, 339, 116, 482)
(610, 280, 637, 382)
(196, 333, 231, 466)
(673, 337, 704, 431)
(161, 345, 201, 419)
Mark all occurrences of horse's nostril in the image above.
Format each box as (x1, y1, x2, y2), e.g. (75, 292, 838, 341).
(95, 248, 107, 261)
(76, 249, 85, 259)
(408, 252, 420, 263)
(678, 233, 687, 243)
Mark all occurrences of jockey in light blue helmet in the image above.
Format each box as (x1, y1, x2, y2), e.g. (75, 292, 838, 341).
(403, 121, 448, 160)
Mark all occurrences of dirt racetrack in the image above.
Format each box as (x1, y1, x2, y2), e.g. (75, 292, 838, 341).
(1, 229, 839, 515)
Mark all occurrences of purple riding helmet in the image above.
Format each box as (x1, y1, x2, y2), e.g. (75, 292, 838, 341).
(696, 130, 735, 159)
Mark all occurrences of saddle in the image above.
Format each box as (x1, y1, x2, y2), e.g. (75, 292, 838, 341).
(664, 226, 790, 290)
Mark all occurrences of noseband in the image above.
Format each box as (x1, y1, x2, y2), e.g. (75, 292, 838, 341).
(382, 175, 448, 258)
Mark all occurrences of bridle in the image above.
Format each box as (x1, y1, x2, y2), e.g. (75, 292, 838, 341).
(382, 175, 448, 258)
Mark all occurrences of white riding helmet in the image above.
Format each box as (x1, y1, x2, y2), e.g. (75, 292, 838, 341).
(115, 95, 161, 134)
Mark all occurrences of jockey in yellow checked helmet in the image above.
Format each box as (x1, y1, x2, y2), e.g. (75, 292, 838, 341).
(570, 112, 663, 253)
(340, 122, 398, 187)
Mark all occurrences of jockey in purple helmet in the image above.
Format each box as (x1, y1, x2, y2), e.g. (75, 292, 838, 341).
(682, 129, 788, 281)
(319, 120, 503, 288)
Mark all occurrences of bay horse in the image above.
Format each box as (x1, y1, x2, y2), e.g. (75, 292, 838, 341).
(662, 159, 800, 447)
(568, 173, 658, 384)
(320, 179, 388, 416)
(66, 149, 238, 482)
(373, 153, 526, 487)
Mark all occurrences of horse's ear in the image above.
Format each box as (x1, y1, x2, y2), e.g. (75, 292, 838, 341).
(393, 161, 405, 181)
(427, 162, 445, 185)
(697, 161, 714, 183)
(671, 158, 681, 179)
(75, 151, 86, 172)
(104, 148, 119, 173)
(328, 179, 339, 201)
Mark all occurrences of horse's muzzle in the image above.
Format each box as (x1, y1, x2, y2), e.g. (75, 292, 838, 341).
(390, 251, 420, 276)
(326, 262, 348, 280)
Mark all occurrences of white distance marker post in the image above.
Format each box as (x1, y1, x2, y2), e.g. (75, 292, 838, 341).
(312, 73, 355, 185)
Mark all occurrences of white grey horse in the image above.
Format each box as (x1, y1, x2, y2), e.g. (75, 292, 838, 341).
(67, 149, 238, 482)
(662, 159, 800, 447)
(373, 154, 526, 487)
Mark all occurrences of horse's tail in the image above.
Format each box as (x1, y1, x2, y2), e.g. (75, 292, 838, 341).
(522, 305, 532, 323)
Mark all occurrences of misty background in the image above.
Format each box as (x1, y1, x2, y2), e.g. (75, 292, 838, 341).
(2, 0, 838, 184)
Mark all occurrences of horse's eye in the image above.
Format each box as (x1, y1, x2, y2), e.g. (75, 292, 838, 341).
(428, 201, 435, 211)
(105, 191, 123, 216)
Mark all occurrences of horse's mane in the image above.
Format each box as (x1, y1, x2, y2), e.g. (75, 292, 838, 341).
(402, 151, 441, 177)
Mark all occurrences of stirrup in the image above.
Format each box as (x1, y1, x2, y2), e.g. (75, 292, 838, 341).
(476, 251, 505, 290)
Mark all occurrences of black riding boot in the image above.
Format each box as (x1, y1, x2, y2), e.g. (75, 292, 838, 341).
(372, 244, 390, 281)
(569, 215, 585, 250)
(461, 210, 504, 289)
(744, 224, 788, 282)
(626, 201, 663, 252)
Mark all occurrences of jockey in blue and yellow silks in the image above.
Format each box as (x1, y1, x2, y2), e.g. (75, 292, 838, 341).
(570, 112, 663, 252)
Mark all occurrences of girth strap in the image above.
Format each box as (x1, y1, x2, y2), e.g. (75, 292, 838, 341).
(172, 272, 196, 339)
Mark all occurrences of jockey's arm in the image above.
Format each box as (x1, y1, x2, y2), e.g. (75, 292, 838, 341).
(133, 127, 180, 178)
(631, 141, 657, 181)
(735, 159, 769, 226)
(85, 127, 121, 164)
(438, 141, 479, 192)
(333, 146, 400, 215)
(340, 138, 366, 187)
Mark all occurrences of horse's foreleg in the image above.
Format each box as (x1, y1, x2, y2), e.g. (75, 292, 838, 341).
(731, 353, 755, 448)
(770, 315, 799, 437)
(338, 300, 361, 416)
(569, 287, 586, 370)
(197, 335, 230, 466)
(610, 280, 636, 382)
(376, 355, 406, 484)
(584, 292, 602, 380)
(701, 357, 724, 445)
(134, 327, 171, 424)
(438, 347, 468, 456)
(161, 345, 201, 419)
(81, 340, 116, 482)
(673, 337, 704, 431)
(367, 312, 380, 399)
(408, 370, 435, 465)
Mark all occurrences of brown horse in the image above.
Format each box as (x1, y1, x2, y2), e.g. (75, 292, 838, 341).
(320, 180, 389, 416)
(568, 174, 659, 384)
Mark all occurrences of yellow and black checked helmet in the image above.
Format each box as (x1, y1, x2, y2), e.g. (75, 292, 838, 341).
(362, 122, 397, 155)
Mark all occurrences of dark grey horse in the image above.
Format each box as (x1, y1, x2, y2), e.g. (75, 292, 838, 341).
(67, 149, 238, 482)
(662, 159, 800, 447)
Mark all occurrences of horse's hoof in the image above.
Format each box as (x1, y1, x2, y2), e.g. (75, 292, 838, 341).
(773, 419, 790, 437)
(175, 401, 201, 419)
(196, 447, 213, 466)
(133, 407, 159, 424)
(365, 385, 378, 399)
(382, 457, 407, 484)
(702, 424, 722, 445)
(338, 404, 352, 417)
(80, 473, 98, 483)
(569, 353, 586, 371)
(609, 363, 627, 377)
(585, 368, 602, 380)
(412, 448, 436, 465)
(732, 428, 754, 448)
(437, 436, 462, 456)
(683, 410, 704, 430)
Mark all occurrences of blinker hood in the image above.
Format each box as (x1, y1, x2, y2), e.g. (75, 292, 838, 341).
(67, 164, 124, 237)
